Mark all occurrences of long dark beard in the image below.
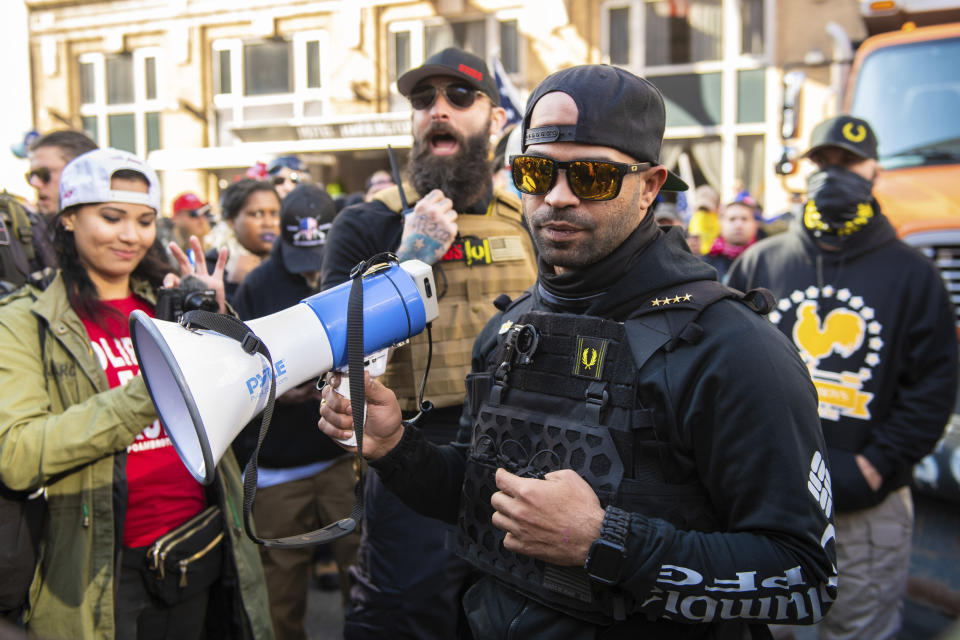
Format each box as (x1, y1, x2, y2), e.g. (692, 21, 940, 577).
(408, 121, 493, 211)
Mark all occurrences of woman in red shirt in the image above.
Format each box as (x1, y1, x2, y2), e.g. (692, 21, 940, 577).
(0, 148, 273, 639)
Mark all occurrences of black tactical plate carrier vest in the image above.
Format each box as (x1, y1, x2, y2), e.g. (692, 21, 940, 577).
(454, 280, 774, 624)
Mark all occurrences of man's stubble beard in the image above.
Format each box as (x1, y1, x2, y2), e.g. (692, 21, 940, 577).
(523, 182, 648, 271)
(407, 120, 493, 212)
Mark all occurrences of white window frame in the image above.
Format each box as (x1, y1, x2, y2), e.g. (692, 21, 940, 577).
(387, 20, 426, 111)
(600, 0, 643, 70)
(388, 21, 425, 91)
(600, 0, 775, 202)
(493, 8, 524, 84)
(212, 31, 330, 127)
(77, 47, 164, 157)
(292, 30, 330, 118)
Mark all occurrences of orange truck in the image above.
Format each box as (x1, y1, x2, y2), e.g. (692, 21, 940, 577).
(846, 5, 960, 331)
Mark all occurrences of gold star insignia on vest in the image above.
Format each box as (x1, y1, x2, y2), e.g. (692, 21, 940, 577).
(683, 293, 692, 301)
(651, 299, 661, 307)
(672, 295, 681, 303)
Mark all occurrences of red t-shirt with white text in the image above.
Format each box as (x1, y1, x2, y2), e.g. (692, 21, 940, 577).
(80, 295, 205, 548)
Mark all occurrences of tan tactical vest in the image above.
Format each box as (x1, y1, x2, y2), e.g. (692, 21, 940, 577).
(374, 183, 538, 410)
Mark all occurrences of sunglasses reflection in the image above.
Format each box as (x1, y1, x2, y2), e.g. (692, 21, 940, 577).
(511, 155, 650, 201)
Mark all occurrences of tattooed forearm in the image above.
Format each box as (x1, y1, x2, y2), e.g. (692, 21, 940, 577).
(396, 233, 447, 264)
(404, 215, 455, 245)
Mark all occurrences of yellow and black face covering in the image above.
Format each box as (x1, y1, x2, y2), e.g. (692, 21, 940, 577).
(803, 165, 875, 237)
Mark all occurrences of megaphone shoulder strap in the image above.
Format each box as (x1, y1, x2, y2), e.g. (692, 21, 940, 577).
(181, 306, 364, 548)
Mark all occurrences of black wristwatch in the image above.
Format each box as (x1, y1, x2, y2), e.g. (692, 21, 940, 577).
(584, 505, 630, 585)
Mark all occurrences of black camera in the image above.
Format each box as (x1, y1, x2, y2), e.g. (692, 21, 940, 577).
(155, 275, 218, 322)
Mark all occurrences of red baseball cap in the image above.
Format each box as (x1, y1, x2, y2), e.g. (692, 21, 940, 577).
(173, 192, 210, 215)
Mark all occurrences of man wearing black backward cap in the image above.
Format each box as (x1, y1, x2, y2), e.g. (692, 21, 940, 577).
(728, 115, 958, 639)
(320, 65, 838, 637)
(232, 183, 358, 640)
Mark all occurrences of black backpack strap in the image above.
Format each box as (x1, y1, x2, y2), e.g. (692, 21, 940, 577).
(623, 314, 674, 371)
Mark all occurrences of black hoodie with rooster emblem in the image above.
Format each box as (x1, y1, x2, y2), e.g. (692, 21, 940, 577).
(728, 202, 957, 512)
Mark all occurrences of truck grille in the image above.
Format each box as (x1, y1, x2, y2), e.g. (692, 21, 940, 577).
(918, 245, 960, 329)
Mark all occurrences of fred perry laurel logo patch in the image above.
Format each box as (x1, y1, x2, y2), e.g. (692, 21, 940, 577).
(573, 336, 609, 380)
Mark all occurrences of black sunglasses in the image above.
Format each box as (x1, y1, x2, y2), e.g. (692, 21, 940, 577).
(510, 155, 652, 201)
(25, 167, 52, 185)
(272, 172, 301, 186)
(409, 83, 482, 111)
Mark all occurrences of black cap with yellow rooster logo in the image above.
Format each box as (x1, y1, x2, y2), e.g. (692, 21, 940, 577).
(803, 115, 878, 161)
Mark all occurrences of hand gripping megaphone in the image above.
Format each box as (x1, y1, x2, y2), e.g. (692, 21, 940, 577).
(129, 259, 439, 485)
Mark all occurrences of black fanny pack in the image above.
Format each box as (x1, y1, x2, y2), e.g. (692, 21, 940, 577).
(124, 505, 224, 605)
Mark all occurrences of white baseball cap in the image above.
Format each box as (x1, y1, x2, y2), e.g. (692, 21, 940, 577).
(59, 148, 161, 212)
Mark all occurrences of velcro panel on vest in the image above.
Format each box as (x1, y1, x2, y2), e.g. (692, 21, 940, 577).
(502, 311, 638, 415)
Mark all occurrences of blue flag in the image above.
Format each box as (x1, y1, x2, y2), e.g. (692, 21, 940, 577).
(491, 56, 523, 127)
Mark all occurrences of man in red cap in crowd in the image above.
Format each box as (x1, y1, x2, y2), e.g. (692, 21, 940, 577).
(170, 192, 213, 252)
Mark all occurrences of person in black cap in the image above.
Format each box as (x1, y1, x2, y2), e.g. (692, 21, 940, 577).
(321, 47, 537, 640)
(728, 115, 958, 639)
(319, 64, 839, 637)
(231, 183, 357, 640)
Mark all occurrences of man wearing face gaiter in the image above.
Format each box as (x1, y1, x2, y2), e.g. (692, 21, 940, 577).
(728, 115, 958, 640)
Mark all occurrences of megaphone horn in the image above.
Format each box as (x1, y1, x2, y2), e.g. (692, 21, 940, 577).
(130, 259, 439, 485)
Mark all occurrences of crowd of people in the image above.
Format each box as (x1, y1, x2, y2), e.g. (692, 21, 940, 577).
(0, 45, 956, 640)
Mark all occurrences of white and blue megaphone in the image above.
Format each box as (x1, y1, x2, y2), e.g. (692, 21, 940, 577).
(129, 259, 439, 484)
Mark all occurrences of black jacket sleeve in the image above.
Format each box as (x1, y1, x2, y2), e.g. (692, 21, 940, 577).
(619, 304, 838, 624)
(368, 310, 505, 522)
(320, 202, 403, 290)
(368, 426, 467, 524)
(231, 276, 256, 320)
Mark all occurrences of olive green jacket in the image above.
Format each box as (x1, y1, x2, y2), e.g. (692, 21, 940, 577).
(0, 274, 273, 640)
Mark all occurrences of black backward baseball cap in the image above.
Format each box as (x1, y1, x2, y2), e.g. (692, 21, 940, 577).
(397, 48, 500, 107)
(803, 115, 878, 161)
(521, 65, 687, 191)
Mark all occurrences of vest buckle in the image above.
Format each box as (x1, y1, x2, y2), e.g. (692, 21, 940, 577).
(584, 381, 609, 425)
